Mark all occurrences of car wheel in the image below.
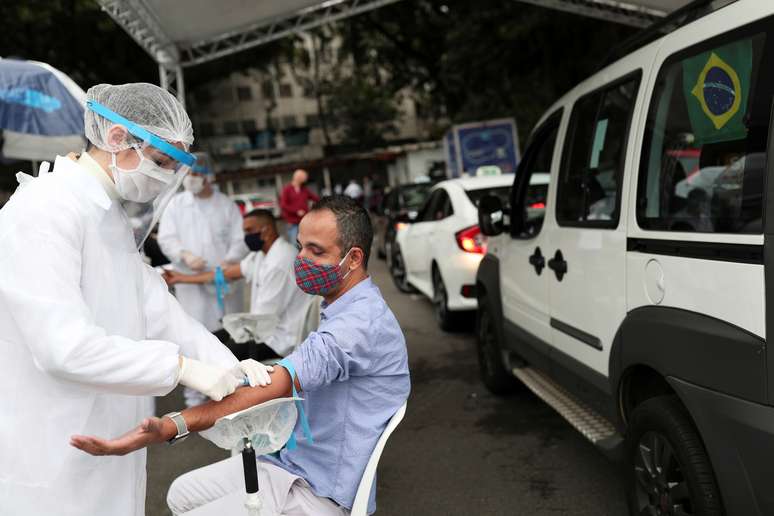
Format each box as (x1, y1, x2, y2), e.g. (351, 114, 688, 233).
(390, 246, 416, 294)
(476, 296, 519, 395)
(625, 395, 724, 516)
(432, 267, 455, 331)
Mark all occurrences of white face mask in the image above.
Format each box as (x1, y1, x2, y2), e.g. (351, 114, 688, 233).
(183, 175, 206, 195)
(110, 147, 175, 203)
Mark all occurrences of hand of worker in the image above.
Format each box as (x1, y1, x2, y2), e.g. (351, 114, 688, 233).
(234, 359, 274, 387)
(177, 357, 242, 401)
(297, 209, 305, 217)
(70, 416, 168, 456)
(181, 250, 207, 271)
(163, 270, 185, 286)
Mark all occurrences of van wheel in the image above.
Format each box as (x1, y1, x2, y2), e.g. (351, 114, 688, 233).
(390, 246, 416, 294)
(625, 396, 724, 516)
(432, 267, 455, 331)
(476, 297, 518, 395)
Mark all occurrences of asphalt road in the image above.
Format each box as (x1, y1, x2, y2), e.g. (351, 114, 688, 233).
(147, 257, 627, 515)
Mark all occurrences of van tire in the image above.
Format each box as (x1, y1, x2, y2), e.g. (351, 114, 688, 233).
(624, 395, 724, 516)
(476, 297, 518, 395)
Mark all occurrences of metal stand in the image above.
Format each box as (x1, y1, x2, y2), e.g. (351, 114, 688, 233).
(241, 439, 263, 516)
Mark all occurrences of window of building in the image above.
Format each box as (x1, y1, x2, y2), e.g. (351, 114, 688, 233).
(241, 119, 257, 133)
(279, 83, 293, 98)
(223, 120, 240, 135)
(637, 31, 769, 234)
(305, 114, 321, 128)
(281, 115, 297, 128)
(237, 86, 252, 101)
(556, 74, 640, 228)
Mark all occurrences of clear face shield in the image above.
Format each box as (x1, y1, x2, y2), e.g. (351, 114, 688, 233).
(86, 100, 197, 249)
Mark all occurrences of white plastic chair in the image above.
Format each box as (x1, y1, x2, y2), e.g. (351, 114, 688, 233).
(350, 401, 408, 516)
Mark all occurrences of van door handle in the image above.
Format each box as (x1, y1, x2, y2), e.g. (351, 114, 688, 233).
(548, 250, 567, 281)
(528, 247, 545, 275)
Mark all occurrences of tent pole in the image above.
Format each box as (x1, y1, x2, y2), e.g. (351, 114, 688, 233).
(158, 62, 186, 109)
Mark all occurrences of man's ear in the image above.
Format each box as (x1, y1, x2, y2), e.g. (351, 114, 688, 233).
(106, 125, 129, 149)
(349, 247, 365, 270)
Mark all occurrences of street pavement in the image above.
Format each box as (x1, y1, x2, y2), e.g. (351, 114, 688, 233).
(147, 257, 627, 515)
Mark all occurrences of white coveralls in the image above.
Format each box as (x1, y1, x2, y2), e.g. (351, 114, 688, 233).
(240, 237, 314, 356)
(158, 190, 248, 332)
(0, 156, 238, 516)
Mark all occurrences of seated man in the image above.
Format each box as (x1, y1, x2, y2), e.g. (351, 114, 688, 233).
(71, 195, 411, 516)
(166, 208, 314, 361)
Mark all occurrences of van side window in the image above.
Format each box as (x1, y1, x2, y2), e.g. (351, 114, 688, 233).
(556, 74, 640, 228)
(637, 33, 768, 234)
(510, 110, 561, 239)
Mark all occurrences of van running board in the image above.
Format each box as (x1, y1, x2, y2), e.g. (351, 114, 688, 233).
(511, 366, 617, 445)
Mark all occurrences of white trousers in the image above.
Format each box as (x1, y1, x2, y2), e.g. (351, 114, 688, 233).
(167, 456, 349, 516)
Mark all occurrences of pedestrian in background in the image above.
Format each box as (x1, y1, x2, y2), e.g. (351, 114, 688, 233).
(279, 168, 319, 243)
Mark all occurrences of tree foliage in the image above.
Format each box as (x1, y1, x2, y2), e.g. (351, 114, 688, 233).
(346, 0, 637, 140)
(0, 1, 157, 87)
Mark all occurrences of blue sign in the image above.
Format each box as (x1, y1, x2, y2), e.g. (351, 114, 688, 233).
(457, 120, 520, 175)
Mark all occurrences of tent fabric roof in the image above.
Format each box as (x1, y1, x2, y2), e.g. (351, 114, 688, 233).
(99, 0, 696, 68)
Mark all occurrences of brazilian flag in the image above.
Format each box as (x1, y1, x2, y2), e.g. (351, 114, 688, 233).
(682, 38, 752, 144)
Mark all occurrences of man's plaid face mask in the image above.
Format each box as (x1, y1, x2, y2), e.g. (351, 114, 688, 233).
(294, 248, 353, 295)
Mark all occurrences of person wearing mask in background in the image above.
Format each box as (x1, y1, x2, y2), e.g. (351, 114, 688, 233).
(344, 178, 364, 205)
(71, 195, 410, 516)
(279, 168, 318, 244)
(158, 152, 249, 407)
(0, 83, 271, 516)
(165, 208, 314, 361)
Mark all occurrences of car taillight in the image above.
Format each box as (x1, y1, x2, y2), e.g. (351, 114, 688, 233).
(394, 222, 408, 232)
(455, 225, 486, 254)
(529, 202, 546, 209)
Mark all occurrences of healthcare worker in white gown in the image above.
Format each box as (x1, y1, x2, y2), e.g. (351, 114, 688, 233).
(158, 153, 248, 407)
(0, 83, 272, 516)
(158, 154, 247, 334)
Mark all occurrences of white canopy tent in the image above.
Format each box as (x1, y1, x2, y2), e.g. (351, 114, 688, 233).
(99, 0, 705, 105)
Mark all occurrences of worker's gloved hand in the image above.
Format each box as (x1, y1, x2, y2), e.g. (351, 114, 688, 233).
(234, 359, 274, 387)
(180, 250, 207, 271)
(177, 357, 242, 401)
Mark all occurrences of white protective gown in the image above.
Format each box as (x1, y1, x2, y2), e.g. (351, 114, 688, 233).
(0, 156, 238, 516)
(157, 190, 248, 331)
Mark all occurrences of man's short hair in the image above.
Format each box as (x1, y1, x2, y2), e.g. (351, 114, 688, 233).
(244, 209, 276, 231)
(310, 195, 373, 268)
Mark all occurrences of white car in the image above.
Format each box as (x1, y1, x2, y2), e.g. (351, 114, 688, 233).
(392, 175, 513, 330)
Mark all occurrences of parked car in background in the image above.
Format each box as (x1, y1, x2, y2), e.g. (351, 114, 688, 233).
(392, 175, 512, 330)
(374, 180, 433, 261)
(476, 3, 774, 515)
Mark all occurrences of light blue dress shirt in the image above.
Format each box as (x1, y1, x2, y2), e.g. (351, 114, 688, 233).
(264, 277, 410, 513)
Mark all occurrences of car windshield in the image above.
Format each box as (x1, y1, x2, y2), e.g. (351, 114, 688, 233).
(466, 186, 511, 208)
(399, 184, 432, 209)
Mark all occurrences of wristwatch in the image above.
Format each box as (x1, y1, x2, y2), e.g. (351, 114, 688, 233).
(163, 411, 190, 446)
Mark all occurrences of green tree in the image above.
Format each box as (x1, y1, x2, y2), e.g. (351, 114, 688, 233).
(323, 74, 402, 148)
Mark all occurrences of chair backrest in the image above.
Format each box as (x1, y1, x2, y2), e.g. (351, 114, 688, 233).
(350, 401, 407, 516)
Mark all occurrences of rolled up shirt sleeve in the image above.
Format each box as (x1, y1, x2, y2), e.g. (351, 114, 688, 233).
(287, 319, 371, 392)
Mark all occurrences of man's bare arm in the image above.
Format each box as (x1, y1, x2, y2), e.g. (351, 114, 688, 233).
(70, 366, 301, 456)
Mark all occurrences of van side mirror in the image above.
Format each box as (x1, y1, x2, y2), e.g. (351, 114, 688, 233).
(478, 195, 505, 236)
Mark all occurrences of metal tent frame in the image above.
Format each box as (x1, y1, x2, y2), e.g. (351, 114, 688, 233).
(99, 0, 694, 107)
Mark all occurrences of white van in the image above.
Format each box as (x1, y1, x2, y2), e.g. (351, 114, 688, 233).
(476, 2, 774, 514)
